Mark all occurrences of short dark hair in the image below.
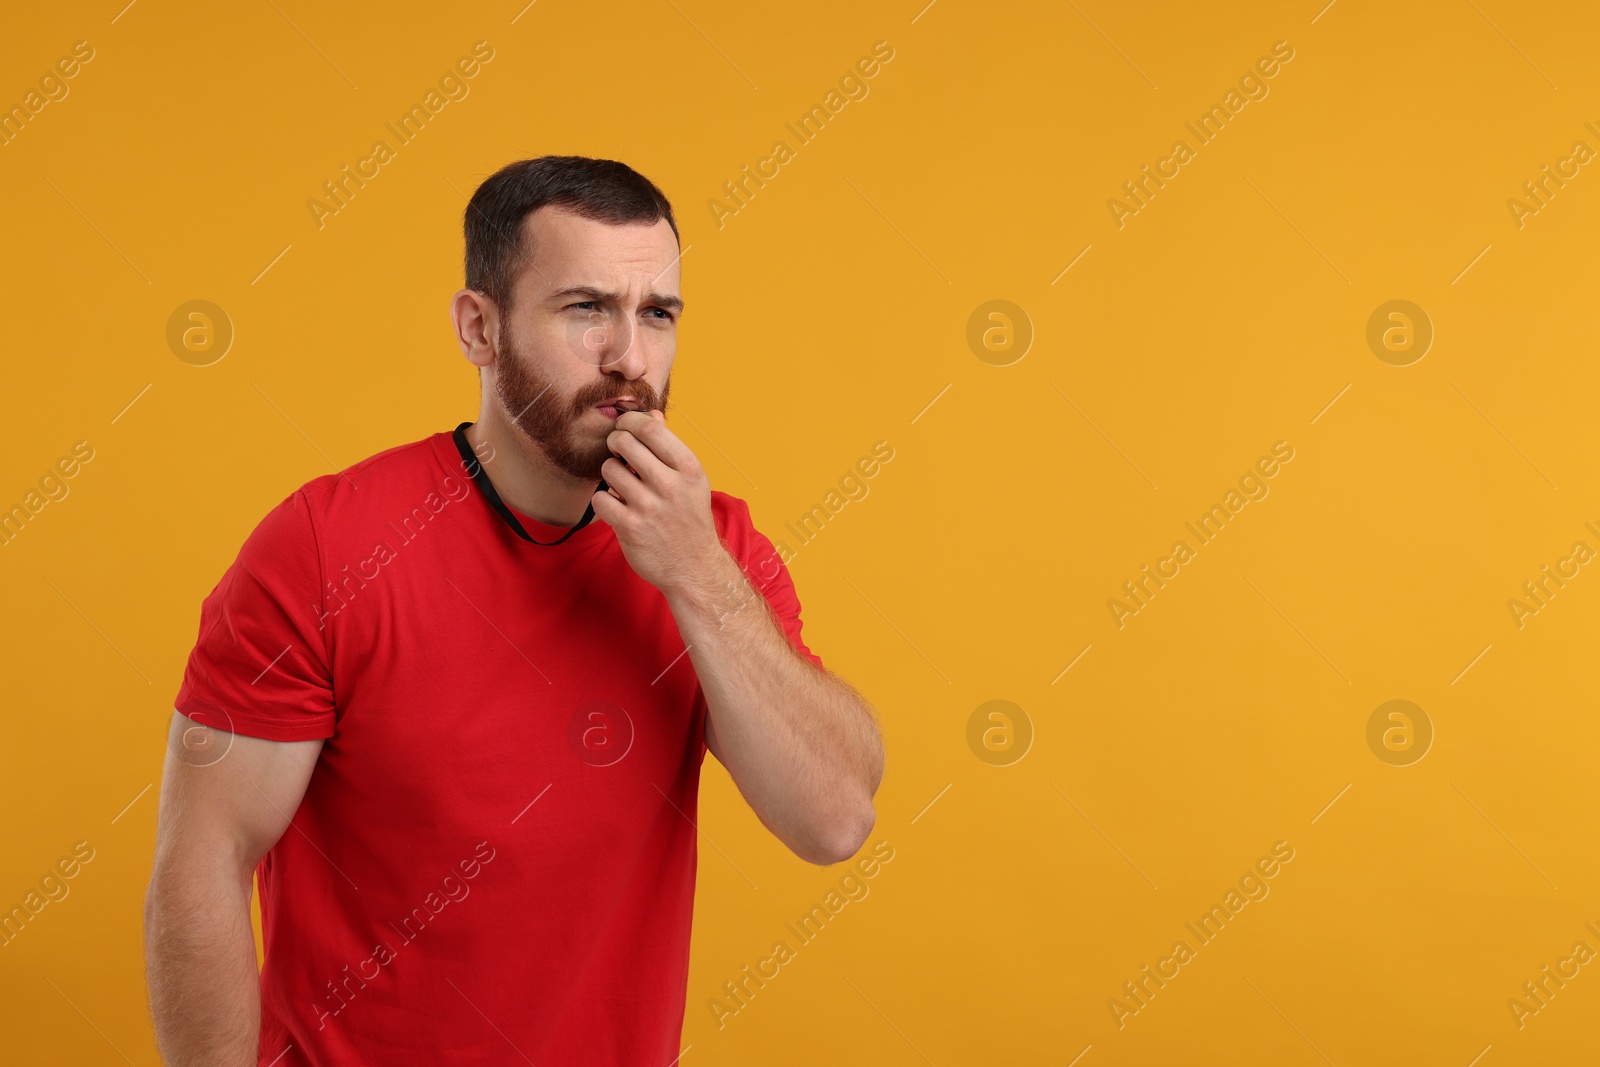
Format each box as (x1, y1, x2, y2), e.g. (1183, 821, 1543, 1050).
(463, 155, 679, 313)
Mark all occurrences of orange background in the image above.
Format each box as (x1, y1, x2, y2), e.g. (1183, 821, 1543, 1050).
(3, 1, 1599, 1063)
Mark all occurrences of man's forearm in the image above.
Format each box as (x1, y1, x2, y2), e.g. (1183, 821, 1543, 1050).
(145, 858, 262, 1066)
(665, 547, 884, 864)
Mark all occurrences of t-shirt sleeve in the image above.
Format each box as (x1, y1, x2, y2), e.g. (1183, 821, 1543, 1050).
(174, 488, 337, 741)
(718, 494, 825, 671)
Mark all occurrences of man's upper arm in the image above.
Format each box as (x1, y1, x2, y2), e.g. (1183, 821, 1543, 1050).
(176, 487, 338, 743)
(153, 713, 323, 873)
(704, 495, 827, 761)
(158, 487, 338, 869)
(718, 494, 825, 671)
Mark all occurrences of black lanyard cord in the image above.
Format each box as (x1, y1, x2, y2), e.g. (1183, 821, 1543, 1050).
(452, 422, 606, 546)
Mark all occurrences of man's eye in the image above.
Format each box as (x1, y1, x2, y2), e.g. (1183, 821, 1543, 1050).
(646, 308, 673, 321)
(571, 301, 597, 311)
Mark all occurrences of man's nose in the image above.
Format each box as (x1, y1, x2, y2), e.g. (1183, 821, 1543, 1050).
(598, 312, 647, 378)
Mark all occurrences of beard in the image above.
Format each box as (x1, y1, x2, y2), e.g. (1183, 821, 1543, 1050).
(492, 317, 670, 482)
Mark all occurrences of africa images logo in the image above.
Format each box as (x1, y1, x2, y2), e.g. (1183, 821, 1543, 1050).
(1106, 40, 1296, 229)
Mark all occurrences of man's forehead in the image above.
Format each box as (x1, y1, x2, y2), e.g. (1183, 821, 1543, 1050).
(519, 206, 680, 286)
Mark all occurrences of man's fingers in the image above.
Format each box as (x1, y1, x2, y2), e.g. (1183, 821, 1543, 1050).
(601, 455, 644, 500)
(606, 429, 669, 490)
(591, 487, 621, 523)
(616, 409, 694, 472)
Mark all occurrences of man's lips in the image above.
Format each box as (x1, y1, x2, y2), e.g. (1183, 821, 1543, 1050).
(595, 399, 645, 420)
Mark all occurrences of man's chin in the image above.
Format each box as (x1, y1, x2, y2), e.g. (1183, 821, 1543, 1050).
(557, 445, 611, 484)
(507, 417, 607, 483)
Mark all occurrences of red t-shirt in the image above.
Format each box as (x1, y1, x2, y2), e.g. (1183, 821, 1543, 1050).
(174, 428, 822, 1066)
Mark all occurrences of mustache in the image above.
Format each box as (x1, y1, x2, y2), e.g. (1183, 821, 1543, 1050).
(571, 382, 665, 414)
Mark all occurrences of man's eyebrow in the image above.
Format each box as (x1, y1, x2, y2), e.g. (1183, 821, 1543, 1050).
(547, 285, 684, 313)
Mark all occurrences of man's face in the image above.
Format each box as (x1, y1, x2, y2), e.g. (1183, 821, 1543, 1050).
(491, 206, 681, 481)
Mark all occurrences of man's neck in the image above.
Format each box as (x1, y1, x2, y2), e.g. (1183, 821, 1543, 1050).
(464, 409, 598, 528)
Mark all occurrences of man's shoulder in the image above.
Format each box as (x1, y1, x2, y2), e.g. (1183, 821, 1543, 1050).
(247, 430, 460, 552)
(709, 489, 787, 575)
(709, 488, 748, 518)
(710, 489, 759, 538)
(294, 430, 456, 511)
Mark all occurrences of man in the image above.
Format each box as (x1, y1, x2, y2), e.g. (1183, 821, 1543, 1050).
(144, 156, 886, 1066)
